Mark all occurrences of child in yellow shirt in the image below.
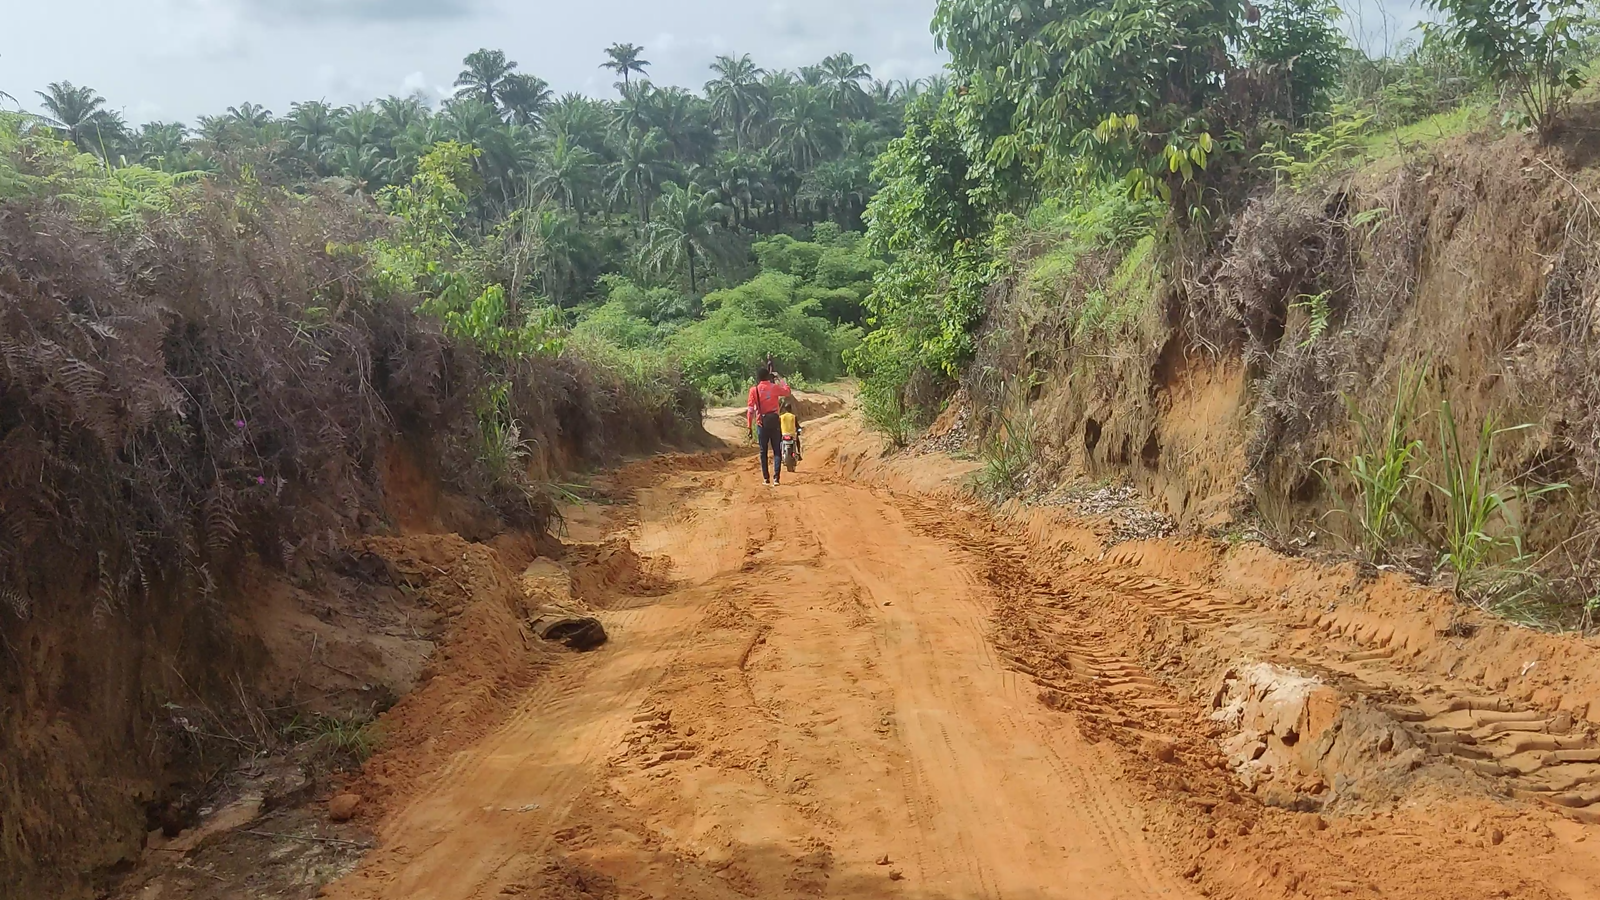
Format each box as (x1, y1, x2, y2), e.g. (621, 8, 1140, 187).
(778, 398, 801, 462)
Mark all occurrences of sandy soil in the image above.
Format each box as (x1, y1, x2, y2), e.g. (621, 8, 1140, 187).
(300, 403, 1600, 900)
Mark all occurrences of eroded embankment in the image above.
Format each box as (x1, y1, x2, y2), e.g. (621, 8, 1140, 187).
(0, 174, 718, 899)
(109, 454, 725, 900)
(968, 112, 1600, 574)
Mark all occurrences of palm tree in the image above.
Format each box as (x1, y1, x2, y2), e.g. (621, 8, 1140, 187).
(226, 102, 273, 129)
(333, 105, 382, 152)
(325, 144, 392, 192)
(761, 69, 798, 95)
(820, 53, 872, 117)
(645, 87, 712, 164)
(134, 121, 190, 169)
(754, 70, 797, 146)
(194, 115, 236, 153)
(841, 120, 884, 156)
(601, 43, 650, 87)
(390, 116, 446, 178)
(799, 157, 871, 229)
(286, 100, 336, 157)
(709, 150, 766, 227)
(500, 73, 553, 128)
(438, 97, 504, 150)
(920, 75, 952, 101)
(611, 80, 656, 137)
(35, 81, 122, 153)
(455, 48, 517, 107)
(772, 84, 838, 171)
(376, 94, 429, 139)
(437, 98, 540, 204)
(530, 208, 594, 305)
(546, 93, 611, 154)
(706, 54, 766, 151)
(606, 128, 670, 225)
(643, 182, 727, 293)
(532, 132, 599, 220)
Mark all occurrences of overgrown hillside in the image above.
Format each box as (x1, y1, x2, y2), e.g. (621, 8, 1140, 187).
(0, 117, 705, 897)
(852, 0, 1600, 626)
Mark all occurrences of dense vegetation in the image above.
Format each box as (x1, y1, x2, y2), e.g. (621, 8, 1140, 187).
(838, 0, 1598, 617)
(850, 0, 1598, 438)
(19, 46, 925, 396)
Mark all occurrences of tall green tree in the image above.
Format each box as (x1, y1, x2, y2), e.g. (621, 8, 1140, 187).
(501, 73, 554, 127)
(287, 100, 337, 158)
(455, 48, 518, 106)
(226, 102, 273, 130)
(607, 128, 671, 224)
(35, 81, 123, 153)
(133, 121, 191, 169)
(773, 84, 838, 170)
(602, 43, 651, 87)
(819, 52, 873, 117)
(706, 54, 767, 150)
(932, 0, 1244, 201)
(532, 131, 600, 220)
(644, 182, 727, 293)
(377, 94, 430, 136)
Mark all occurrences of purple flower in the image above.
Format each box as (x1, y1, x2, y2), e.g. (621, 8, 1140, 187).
(234, 419, 246, 429)
(255, 476, 266, 485)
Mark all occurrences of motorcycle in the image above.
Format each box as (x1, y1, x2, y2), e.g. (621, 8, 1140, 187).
(781, 425, 802, 473)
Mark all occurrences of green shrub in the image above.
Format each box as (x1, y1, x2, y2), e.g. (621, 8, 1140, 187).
(664, 272, 856, 393)
(1433, 400, 1566, 581)
(1424, 0, 1590, 139)
(1319, 365, 1428, 562)
(974, 408, 1036, 499)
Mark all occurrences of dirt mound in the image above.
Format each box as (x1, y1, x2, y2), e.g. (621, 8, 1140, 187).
(565, 539, 673, 608)
(348, 535, 555, 814)
(788, 389, 846, 419)
(0, 176, 709, 896)
(593, 450, 735, 497)
(877, 471, 1600, 899)
(1208, 662, 1433, 807)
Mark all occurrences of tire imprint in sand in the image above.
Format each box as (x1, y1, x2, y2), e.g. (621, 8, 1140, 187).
(914, 495, 1600, 828)
(1097, 543, 1600, 826)
(804, 482, 1197, 899)
(883, 486, 1600, 899)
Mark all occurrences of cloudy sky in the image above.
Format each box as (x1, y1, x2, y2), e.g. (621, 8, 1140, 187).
(1, 0, 946, 124)
(2, 0, 1428, 126)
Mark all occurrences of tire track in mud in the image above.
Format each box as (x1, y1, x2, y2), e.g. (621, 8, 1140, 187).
(1095, 542, 1600, 825)
(795, 481, 1199, 900)
(888, 490, 1600, 900)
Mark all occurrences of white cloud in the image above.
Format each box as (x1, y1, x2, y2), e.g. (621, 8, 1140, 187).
(143, 0, 249, 61)
(3, 0, 948, 123)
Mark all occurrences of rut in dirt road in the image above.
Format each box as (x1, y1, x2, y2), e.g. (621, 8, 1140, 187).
(324, 414, 1600, 900)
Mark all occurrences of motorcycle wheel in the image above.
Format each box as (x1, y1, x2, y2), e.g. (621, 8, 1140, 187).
(784, 449, 797, 472)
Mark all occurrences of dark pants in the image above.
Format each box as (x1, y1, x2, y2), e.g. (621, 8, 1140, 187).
(757, 413, 783, 482)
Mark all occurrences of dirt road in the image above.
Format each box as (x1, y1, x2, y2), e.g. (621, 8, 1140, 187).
(324, 407, 1600, 900)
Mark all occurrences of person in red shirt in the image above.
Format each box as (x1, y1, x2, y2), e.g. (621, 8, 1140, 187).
(746, 365, 792, 486)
